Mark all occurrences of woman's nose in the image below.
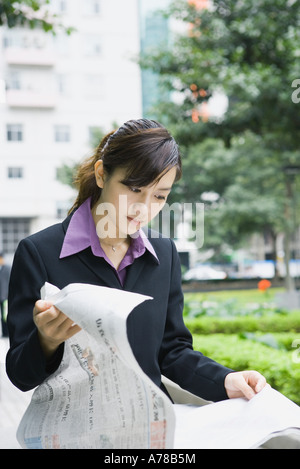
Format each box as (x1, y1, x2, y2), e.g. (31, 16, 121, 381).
(130, 202, 148, 220)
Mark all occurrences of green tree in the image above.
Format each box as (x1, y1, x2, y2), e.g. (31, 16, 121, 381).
(141, 0, 300, 288)
(142, 0, 300, 145)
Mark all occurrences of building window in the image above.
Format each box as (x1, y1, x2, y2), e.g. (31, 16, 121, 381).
(54, 125, 70, 142)
(7, 167, 24, 179)
(0, 218, 30, 255)
(50, 0, 68, 14)
(3, 35, 18, 48)
(58, 0, 68, 12)
(6, 71, 21, 90)
(7, 124, 23, 142)
(83, 35, 102, 56)
(3, 31, 46, 49)
(82, 0, 101, 15)
(57, 74, 68, 95)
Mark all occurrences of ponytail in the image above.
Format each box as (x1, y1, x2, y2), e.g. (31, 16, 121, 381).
(68, 131, 115, 213)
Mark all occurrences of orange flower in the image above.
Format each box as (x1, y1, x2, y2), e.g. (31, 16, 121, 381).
(191, 109, 200, 123)
(188, 0, 209, 10)
(258, 279, 272, 291)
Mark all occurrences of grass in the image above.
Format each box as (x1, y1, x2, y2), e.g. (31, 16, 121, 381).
(183, 287, 291, 323)
(184, 287, 285, 306)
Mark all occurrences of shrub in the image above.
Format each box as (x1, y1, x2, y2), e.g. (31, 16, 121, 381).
(184, 312, 300, 335)
(183, 289, 300, 405)
(192, 333, 300, 405)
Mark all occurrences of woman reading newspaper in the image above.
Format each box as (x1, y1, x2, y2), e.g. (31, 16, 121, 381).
(7, 119, 266, 420)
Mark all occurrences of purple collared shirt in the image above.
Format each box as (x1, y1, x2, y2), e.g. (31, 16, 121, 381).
(60, 197, 158, 286)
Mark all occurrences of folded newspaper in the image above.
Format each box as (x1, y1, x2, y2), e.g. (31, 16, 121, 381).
(17, 282, 300, 449)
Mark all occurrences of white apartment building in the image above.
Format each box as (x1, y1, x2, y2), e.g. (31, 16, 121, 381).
(0, 0, 142, 261)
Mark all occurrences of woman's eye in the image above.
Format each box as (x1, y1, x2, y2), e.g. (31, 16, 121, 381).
(155, 194, 166, 201)
(129, 187, 141, 193)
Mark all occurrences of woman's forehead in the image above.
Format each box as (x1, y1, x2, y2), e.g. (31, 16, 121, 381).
(113, 166, 177, 189)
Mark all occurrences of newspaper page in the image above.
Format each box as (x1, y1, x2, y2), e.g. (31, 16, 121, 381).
(16, 282, 300, 450)
(17, 283, 176, 449)
(174, 385, 300, 449)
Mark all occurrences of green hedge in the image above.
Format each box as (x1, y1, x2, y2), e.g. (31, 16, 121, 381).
(192, 333, 300, 405)
(182, 290, 300, 404)
(184, 312, 300, 335)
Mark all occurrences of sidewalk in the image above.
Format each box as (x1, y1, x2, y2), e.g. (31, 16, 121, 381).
(0, 337, 33, 449)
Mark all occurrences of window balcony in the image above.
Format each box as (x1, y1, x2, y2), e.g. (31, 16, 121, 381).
(4, 47, 56, 67)
(6, 89, 57, 108)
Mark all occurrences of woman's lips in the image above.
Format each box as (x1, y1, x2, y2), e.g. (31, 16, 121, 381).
(127, 216, 142, 226)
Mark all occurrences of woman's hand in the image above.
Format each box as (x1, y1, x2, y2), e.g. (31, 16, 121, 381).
(33, 300, 81, 359)
(224, 370, 267, 400)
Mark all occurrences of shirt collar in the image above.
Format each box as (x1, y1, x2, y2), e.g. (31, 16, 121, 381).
(59, 197, 159, 263)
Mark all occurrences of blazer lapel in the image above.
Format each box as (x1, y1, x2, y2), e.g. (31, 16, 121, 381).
(76, 249, 122, 289)
(124, 252, 157, 291)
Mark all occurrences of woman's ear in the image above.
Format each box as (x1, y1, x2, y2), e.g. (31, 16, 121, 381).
(94, 160, 105, 188)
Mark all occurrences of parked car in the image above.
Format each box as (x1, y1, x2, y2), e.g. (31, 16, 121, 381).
(183, 265, 227, 281)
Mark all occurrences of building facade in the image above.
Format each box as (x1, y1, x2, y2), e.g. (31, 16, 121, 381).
(0, 0, 142, 261)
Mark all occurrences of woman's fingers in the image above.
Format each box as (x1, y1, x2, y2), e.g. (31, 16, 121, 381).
(33, 300, 81, 357)
(225, 370, 267, 400)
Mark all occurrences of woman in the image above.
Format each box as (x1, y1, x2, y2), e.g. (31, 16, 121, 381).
(6, 119, 266, 402)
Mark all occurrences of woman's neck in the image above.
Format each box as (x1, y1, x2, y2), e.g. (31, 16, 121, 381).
(91, 200, 130, 250)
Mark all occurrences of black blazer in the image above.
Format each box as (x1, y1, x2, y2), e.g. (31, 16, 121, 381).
(6, 213, 232, 401)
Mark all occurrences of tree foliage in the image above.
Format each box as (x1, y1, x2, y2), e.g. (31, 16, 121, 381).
(0, 0, 74, 33)
(142, 0, 300, 147)
(141, 0, 300, 264)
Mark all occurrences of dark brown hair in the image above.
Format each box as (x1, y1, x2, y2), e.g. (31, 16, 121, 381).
(70, 119, 182, 212)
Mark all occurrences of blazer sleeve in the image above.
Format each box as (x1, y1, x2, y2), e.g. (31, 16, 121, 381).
(6, 237, 64, 392)
(158, 239, 233, 402)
